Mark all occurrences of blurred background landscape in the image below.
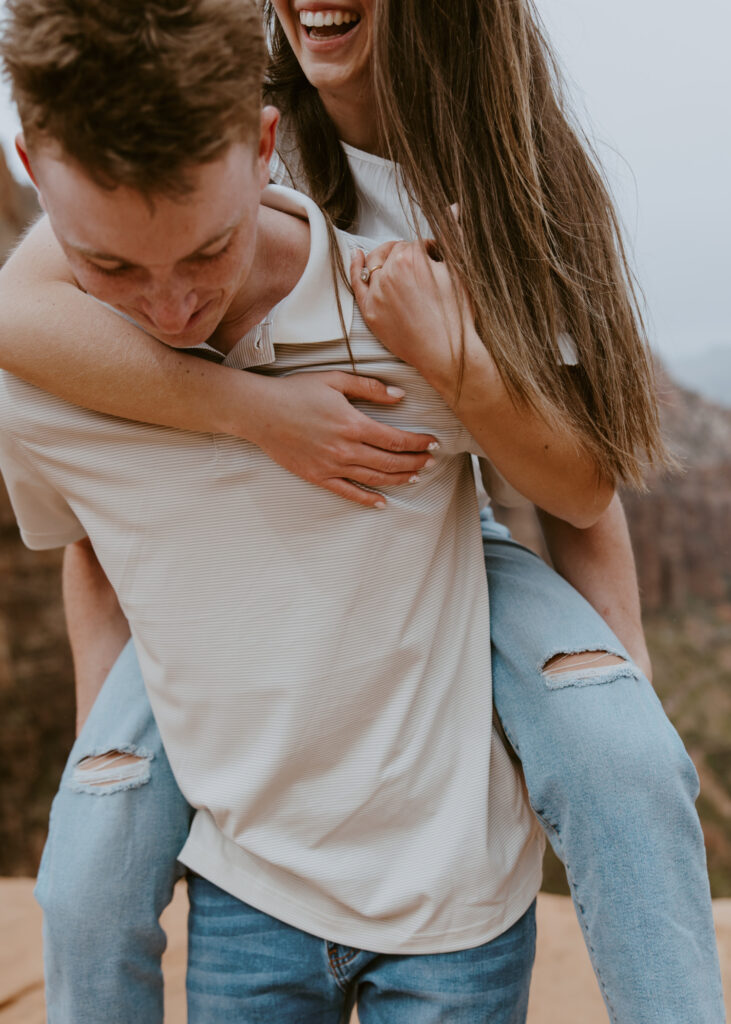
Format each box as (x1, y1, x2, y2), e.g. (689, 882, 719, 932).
(0, 144, 729, 896)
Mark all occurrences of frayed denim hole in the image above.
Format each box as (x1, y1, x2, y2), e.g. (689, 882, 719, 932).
(541, 650, 641, 692)
(68, 748, 152, 794)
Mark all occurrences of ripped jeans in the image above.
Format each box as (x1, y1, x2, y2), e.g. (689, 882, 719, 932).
(34, 527, 725, 1024)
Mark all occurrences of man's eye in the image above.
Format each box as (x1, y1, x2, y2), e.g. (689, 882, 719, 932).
(89, 261, 129, 276)
(195, 239, 233, 263)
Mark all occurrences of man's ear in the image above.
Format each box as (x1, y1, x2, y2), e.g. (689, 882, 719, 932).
(258, 105, 280, 188)
(15, 133, 46, 210)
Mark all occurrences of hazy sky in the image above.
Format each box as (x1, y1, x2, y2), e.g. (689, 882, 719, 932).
(1, 0, 729, 362)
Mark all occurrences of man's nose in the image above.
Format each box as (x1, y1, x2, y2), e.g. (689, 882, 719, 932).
(140, 280, 198, 335)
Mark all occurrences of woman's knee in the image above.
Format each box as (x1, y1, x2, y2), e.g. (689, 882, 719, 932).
(527, 678, 699, 826)
(37, 753, 189, 930)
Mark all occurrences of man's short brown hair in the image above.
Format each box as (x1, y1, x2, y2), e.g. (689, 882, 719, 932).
(0, 0, 265, 196)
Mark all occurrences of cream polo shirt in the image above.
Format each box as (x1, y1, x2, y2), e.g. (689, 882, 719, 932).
(0, 185, 543, 954)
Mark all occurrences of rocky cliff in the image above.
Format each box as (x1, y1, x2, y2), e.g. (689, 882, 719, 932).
(624, 369, 731, 611)
(494, 366, 731, 612)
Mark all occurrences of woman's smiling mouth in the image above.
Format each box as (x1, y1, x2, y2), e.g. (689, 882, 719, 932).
(298, 8, 361, 42)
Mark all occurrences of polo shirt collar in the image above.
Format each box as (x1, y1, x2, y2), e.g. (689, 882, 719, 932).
(259, 184, 355, 346)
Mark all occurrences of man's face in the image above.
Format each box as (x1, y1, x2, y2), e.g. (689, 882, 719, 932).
(25, 114, 277, 349)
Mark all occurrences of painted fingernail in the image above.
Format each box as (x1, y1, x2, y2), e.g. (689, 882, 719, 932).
(387, 386, 405, 398)
(424, 457, 436, 469)
(374, 500, 387, 509)
(409, 475, 420, 484)
(427, 441, 440, 451)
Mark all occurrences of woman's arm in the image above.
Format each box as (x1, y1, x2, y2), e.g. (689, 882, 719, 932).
(538, 496, 652, 680)
(0, 218, 438, 509)
(63, 538, 131, 734)
(351, 244, 613, 527)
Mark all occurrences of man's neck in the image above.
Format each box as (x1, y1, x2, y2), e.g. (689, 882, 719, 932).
(209, 203, 311, 354)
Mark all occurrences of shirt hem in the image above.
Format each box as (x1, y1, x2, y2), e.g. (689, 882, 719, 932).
(20, 525, 87, 550)
(179, 824, 544, 955)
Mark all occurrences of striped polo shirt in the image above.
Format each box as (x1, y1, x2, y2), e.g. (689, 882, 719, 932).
(0, 185, 543, 953)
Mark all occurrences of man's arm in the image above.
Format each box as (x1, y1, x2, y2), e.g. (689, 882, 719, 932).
(537, 494, 652, 680)
(63, 538, 131, 734)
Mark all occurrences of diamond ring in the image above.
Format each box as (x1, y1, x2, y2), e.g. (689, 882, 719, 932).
(360, 263, 383, 284)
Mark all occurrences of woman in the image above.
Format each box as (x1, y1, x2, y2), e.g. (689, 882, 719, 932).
(0, 0, 723, 1021)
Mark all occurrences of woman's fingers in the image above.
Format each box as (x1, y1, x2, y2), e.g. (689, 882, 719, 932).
(332, 369, 407, 405)
(356, 415, 438, 457)
(323, 477, 387, 510)
(327, 372, 439, 454)
(323, 460, 435, 510)
(345, 463, 431, 488)
(357, 240, 400, 276)
(350, 242, 405, 302)
(263, 369, 441, 508)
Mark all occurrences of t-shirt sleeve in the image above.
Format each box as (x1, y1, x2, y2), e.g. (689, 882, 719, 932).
(455, 427, 531, 508)
(477, 457, 531, 509)
(0, 434, 86, 549)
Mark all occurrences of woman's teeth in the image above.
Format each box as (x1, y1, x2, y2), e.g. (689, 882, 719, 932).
(299, 10, 361, 33)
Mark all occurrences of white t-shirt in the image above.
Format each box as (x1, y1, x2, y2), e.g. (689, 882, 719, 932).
(272, 134, 421, 242)
(0, 186, 543, 954)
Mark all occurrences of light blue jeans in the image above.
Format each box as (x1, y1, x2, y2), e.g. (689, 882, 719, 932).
(186, 875, 536, 1023)
(35, 525, 726, 1024)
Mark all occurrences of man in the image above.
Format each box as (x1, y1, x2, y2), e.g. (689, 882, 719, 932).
(0, 0, 545, 1019)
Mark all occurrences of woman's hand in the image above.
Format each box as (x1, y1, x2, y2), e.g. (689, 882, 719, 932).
(243, 370, 438, 509)
(352, 242, 614, 526)
(351, 242, 477, 402)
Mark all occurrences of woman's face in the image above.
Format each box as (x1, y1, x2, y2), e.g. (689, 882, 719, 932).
(272, 2, 374, 100)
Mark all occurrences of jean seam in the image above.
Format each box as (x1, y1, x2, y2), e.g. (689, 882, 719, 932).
(331, 950, 358, 968)
(534, 812, 620, 1024)
(496, 717, 621, 1023)
(326, 942, 359, 990)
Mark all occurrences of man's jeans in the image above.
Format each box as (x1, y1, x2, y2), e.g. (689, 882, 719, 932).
(186, 875, 536, 1023)
(35, 528, 726, 1024)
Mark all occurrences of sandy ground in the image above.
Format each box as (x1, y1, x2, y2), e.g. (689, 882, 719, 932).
(1, 880, 728, 1022)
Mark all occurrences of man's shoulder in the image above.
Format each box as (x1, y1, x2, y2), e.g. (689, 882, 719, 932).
(262, 183, 378, 254)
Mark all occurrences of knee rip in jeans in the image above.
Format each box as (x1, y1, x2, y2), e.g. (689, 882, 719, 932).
(541, 650, 640, 690)
(70, 749, 152, 793)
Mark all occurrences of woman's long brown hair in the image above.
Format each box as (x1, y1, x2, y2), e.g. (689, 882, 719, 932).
(264, 0, 670, 487)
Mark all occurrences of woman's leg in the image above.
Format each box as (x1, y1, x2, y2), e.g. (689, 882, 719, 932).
(484, 532, 725, 1024)
(34, 638, 193, 1024)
